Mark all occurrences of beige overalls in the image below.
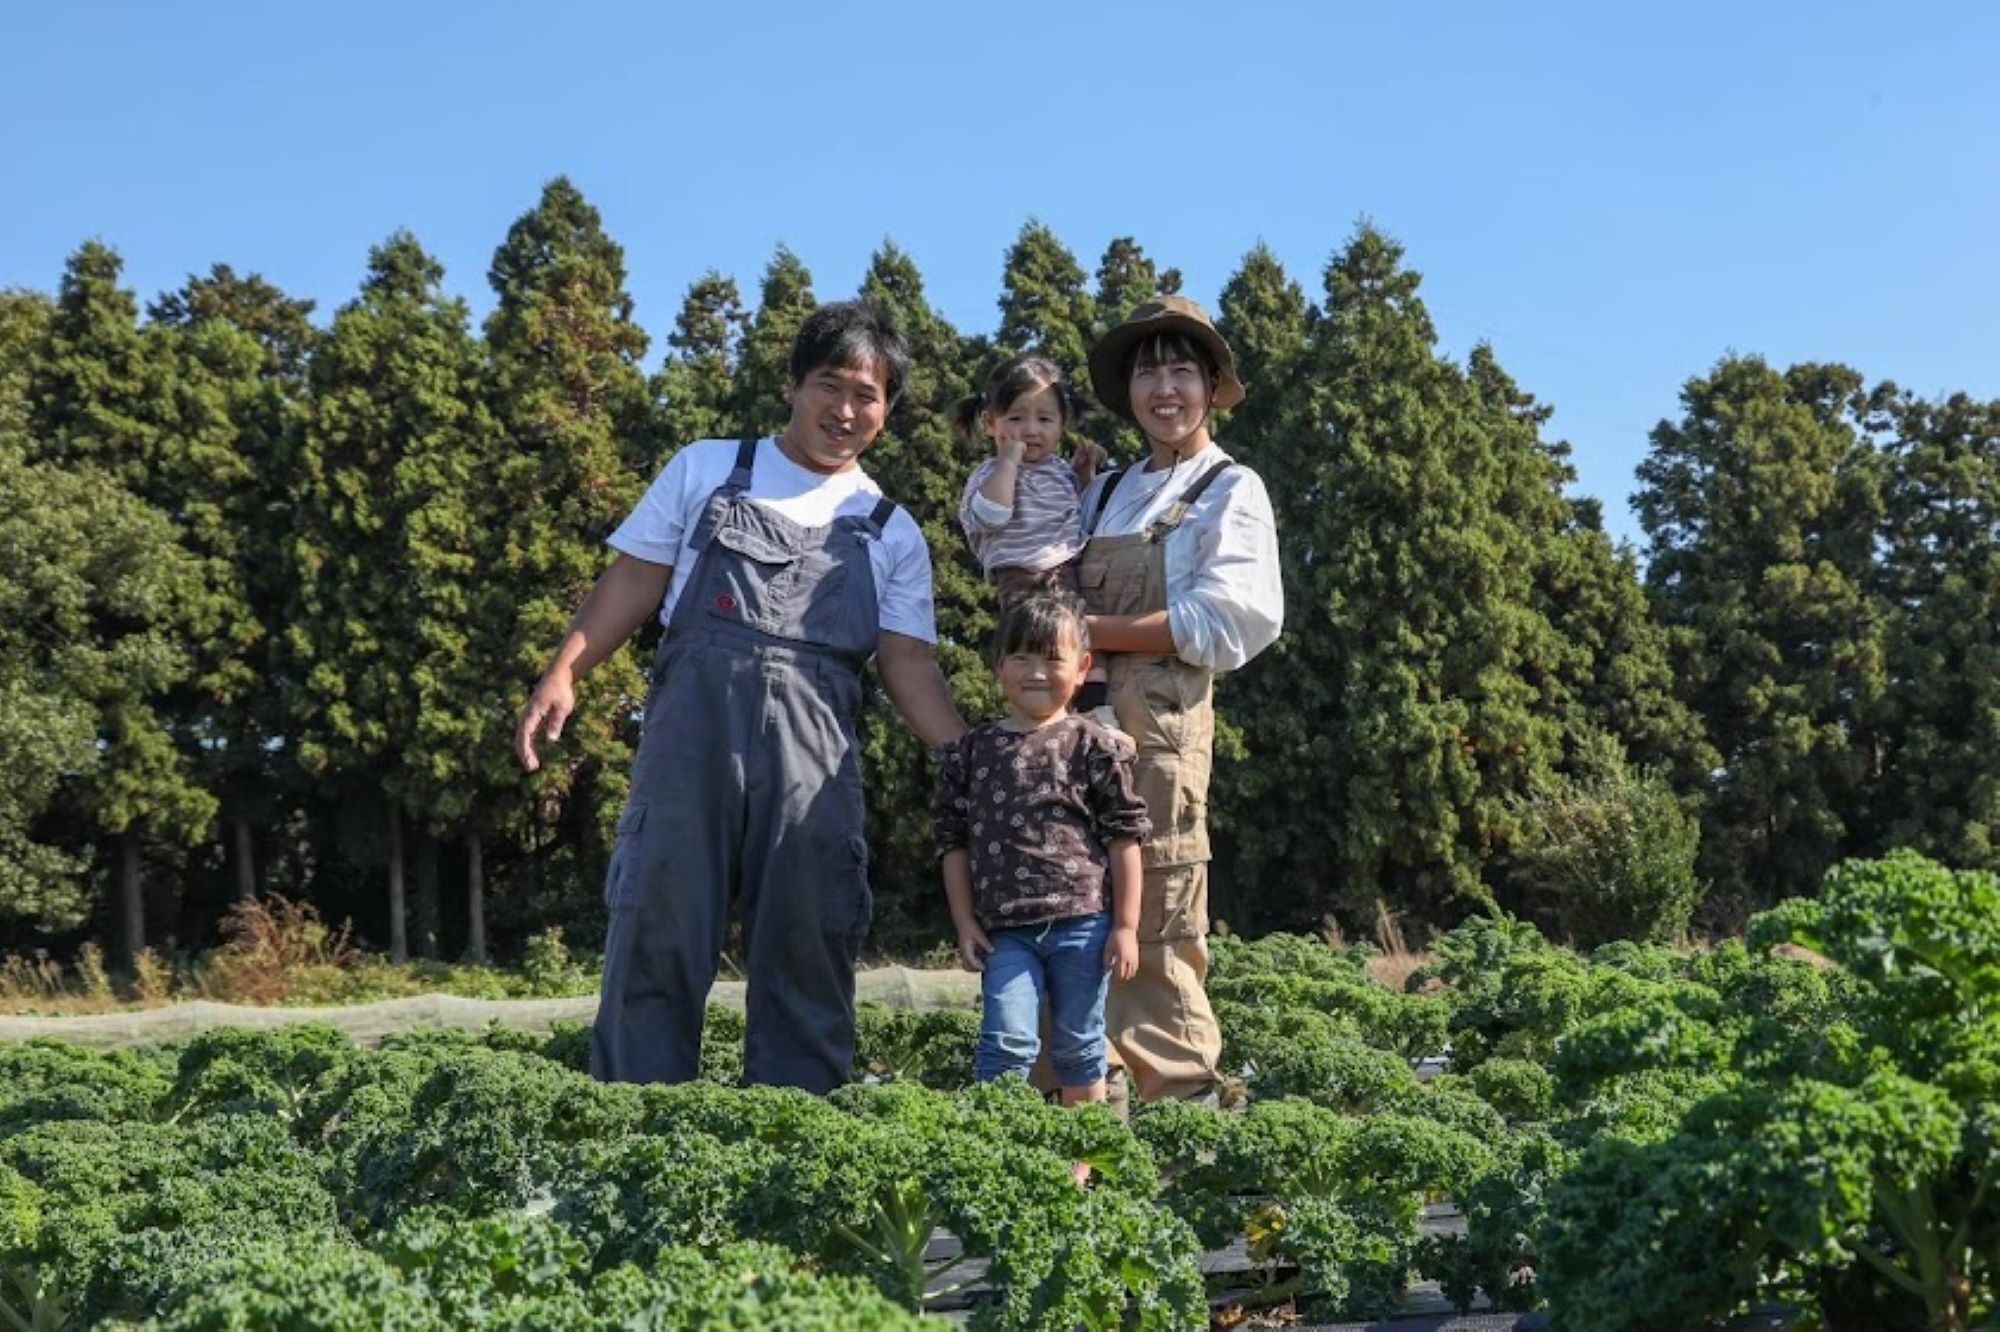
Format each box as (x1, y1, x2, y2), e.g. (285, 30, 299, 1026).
(1075, 460, 1232, 1102)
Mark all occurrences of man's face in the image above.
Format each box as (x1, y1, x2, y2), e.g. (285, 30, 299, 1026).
(780, 359, 891, 473)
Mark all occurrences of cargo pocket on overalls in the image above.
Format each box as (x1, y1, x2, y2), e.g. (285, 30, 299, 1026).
(603, 804, 647, 910)
(826, 834, 874, 940)
(1135, 661, 1192, 754)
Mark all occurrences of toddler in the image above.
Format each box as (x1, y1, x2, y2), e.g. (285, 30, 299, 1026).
(954, 355, 1111, 714)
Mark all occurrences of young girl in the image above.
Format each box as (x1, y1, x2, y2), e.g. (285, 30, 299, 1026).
(933, 591, 1148, 1125)
(953, 355, 1111, 711)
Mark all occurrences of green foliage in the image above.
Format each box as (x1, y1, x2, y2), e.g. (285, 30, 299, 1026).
(1138, 1095, 1489, 1321)
(1541, 853, 2000, 1329)
(164, 1025, 354, 1123)
(851, 1003, 980, 1089)
(1464, 1058, 1556, 1124)
(853, 241, 985, 944)
(146, 1223, 930, 1331)
(0, 438, 213, 929)
(653, 270, 745, 449)
(0, 1114, 339, 1325)
(1873, 390, 2000, 876)
(0, 1040, 171, 1132)
(1217, 225, 1679, 932)
(1211, 969, 1452, 1062)
(995, 221, 1093, 378)
(333, 1046, 640, 1231)
(1637, 358, 1888, 922)
(1422, 1129, 1574, 1313)
(286, 230, 495, 957)
(730, 244, 815, 437)
(482, 178, 655, 932)
(1504, 731, 1703, 946)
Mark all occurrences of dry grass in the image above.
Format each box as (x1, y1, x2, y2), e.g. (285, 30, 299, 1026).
(1366, 901, 1434, 992)
(1313, 904, 1436, 992)
(196, 895, 359, 1005)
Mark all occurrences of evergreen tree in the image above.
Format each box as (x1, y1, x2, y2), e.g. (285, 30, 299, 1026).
(654, 270, 745, 453)
(995, 221, 1094, 377)
(1874, 388, 2000, 871)
(1465, 345, 1710, 787)
(731, 245, 816, 438)
(853, 242, 983, 944)
(1635, 357, 1887, 919)
(289, 232, 490, 961)
(1213, 242, 1311, 472)
(483, 178, 655, 959)
(1207, 243, 1312, 926)
(1224, 225, 1579, 930)
(0, 288, 51, 442)
(24, 244, 219, 958)
(148, 266, 318, 905)
(0, 439, 212, 937)
(1090, 237, 1165, 340)
(26, 242, 162, 486)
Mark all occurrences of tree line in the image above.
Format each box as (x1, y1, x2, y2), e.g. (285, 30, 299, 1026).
(3, 177, 1995, 966)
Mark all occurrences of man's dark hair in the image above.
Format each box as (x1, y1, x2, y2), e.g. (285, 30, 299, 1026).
(993, 589, 1091, 664)
(788, 300, 913, 405)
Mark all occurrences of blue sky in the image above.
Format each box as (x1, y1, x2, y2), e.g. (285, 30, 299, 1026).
(5, 1, 1995, 544)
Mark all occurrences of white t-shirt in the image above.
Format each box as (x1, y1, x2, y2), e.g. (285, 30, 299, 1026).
(608, 437, 938, 643)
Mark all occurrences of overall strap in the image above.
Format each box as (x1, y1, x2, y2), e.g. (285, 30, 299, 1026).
(687, 438, 760, 555)
(1146, 460, 1235, 543)
(859, 495, 898, 541)
(1085, 466, 1128, 536)
(725, 436, 758, 492)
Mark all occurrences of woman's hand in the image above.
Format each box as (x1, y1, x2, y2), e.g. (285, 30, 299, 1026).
(1071, 440, 1108, 489)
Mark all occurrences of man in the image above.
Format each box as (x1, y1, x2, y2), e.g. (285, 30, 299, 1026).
(516, 300, 964, 1093)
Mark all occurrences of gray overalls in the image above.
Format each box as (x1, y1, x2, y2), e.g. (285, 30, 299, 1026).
(591, 437, 894, 1093)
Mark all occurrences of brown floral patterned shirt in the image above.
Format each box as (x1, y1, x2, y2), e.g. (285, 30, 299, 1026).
(934, 715, 1151, 930)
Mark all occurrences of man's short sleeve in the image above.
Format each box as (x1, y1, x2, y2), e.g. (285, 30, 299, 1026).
(876, 511, 939, 643)
(607, 447, 696, 565)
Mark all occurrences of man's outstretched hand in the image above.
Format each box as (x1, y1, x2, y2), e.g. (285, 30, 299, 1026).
(515, 670, 576, 773)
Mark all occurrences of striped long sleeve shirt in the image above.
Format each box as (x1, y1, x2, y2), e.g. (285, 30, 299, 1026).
(958, 456, 1085, 575)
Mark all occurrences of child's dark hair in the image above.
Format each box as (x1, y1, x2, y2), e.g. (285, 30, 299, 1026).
(789, 300, 912, 405)
(951, 354, 1082, 445)
(992, 589, 1091, 664)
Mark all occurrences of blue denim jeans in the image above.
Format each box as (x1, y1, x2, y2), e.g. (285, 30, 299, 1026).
(976, 913, 1112, 1088)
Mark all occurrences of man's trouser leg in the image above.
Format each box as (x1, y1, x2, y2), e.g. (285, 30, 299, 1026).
(738, 651, 872, 1094)
(1105, 861, 1221, 1102)
(590, 640, 747, 1085)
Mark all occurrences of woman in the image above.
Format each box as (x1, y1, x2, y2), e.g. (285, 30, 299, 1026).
(1078, 295, 1284, 1104)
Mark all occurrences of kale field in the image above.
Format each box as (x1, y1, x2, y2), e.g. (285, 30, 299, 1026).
(1, 852, 1993, 1330)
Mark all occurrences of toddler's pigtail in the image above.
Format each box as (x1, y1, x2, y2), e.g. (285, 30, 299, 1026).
(950, 392, 987, 447)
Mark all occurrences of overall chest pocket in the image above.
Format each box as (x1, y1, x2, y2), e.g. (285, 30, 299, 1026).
(706, 524, 811, 628)
(1076, 552, 1151, 618)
